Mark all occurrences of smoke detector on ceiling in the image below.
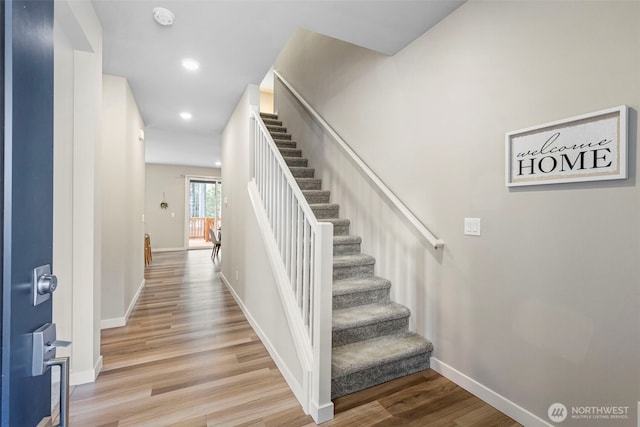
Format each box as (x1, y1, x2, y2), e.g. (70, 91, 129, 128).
(153, 7, 174, 26)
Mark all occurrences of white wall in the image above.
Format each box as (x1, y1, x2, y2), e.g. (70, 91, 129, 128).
(144, 128, 221, 169)
(260, 90, 274, 114)
(53, 12, 74, 367)
(144, 164, 220, 251)
(100, 75, 145, 328)
(221, 86, 305, 405)
(53, 0, 102, 384)
(275, 2, 640, 425)
(53, 0, 103, 385)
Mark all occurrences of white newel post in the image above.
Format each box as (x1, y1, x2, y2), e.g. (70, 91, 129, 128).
(310, 223, 334, 423)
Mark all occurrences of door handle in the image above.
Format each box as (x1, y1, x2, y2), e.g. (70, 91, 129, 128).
(45, 357, 69, 427)
(31, 324, 72, 427)
(32, 264, 58, 306)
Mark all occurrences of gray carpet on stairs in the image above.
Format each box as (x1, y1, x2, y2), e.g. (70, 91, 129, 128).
(261, 112, 433, 400)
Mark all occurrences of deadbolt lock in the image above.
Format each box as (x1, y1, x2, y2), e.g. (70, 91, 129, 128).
(32, 264, 58, 306)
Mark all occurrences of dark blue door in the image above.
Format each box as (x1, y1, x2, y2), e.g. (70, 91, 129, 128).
(1, 0, 55, 425)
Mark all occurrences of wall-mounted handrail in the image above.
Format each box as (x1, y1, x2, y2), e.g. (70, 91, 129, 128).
(273, 70, 445, 250)
(250, 108, 334, 423)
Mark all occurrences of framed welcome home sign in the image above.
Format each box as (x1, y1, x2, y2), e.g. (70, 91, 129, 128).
(505, 105, 628, 187)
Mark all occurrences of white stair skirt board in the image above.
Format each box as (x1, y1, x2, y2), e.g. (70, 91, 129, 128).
(220, 273, 307, 413)
(430, 358, 552, 427)
(101, 279, 145, 330)
(70, 355, 103, 386)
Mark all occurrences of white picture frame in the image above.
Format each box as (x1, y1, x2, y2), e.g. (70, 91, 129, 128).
(505, 105, 628, 187)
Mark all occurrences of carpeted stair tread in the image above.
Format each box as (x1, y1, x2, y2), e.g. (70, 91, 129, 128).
(262, 119, 282, 126)
(333, 253, 374, 279)
(319, 218, 350, 236)
(333, 302, 409, 331)
(279, 148, 302, 157)
(267, 125, 287, 133)
(333, 253, 375, 268)
(260, 112, 278, 120)
(332, 331, 433, 379)
(320, 218, 350, 226)
(296, 178, 322, 190)
(333, 276, 391, 296)
(333, 235, 362, 255)
(284, 157, 308, 167)
(332, 302, 410, 346)
(333, 235, 362, 246)
(310, 203, 339, 219)
(274, 139, 297, 148)
(331, 332, 432, 398)
(270, 132, 291, 140)
(289, 167, 315, 178)
(302, 190, 331, 204)
(332, 276, 391, 309)
(310, 202, 339, 209)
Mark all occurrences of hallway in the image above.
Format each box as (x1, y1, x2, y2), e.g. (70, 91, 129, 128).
(68, 250, 519, 426)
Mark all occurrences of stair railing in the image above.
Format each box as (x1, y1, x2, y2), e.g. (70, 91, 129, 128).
(273, 70, 445, 250)
(249, 108, 334, 423)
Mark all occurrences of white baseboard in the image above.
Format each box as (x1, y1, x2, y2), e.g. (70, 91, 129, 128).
(430, 358, 551, 427)
(125, 279, 145, 322)
(309, 401, 334, 424)
(101, 279, 145, 330)
(220, 272, 307, 410)
(153, 247, 185, 253)
(100, 317, 125, 329)
(70, 355, 103, 386)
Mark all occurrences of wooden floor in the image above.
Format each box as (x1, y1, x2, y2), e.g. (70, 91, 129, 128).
(68, 250, 520, 426)
(188, 238, 213, 249)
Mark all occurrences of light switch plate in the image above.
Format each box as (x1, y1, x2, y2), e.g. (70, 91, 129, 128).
(464, 218, 481, 236)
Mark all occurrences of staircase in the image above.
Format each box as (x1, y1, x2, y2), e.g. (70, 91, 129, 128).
(260, 112, 433, 399)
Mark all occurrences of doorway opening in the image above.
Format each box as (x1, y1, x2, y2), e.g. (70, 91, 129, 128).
(186, 178, 222, 250)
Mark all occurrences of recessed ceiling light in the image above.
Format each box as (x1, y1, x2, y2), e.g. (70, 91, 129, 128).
(179, 112, 192, 120)
(152, 7, 174, 26)
(182, 58, 200, 71)
(215, 161, 222, 167)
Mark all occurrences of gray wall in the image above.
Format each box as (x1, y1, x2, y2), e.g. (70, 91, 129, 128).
(275, 1, 640, 425)
(144, 163, 220, 251)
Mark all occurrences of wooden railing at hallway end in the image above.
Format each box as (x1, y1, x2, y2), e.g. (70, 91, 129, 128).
(189, 217, 221, 241)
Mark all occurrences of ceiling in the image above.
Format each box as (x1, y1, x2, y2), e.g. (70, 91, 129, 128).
(92, 0, 464, 168)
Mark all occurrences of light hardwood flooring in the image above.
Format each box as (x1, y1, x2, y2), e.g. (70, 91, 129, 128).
(68, 250, 520, 426)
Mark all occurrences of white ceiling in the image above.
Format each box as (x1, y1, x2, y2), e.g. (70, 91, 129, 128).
(92, 0, 464, 168)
